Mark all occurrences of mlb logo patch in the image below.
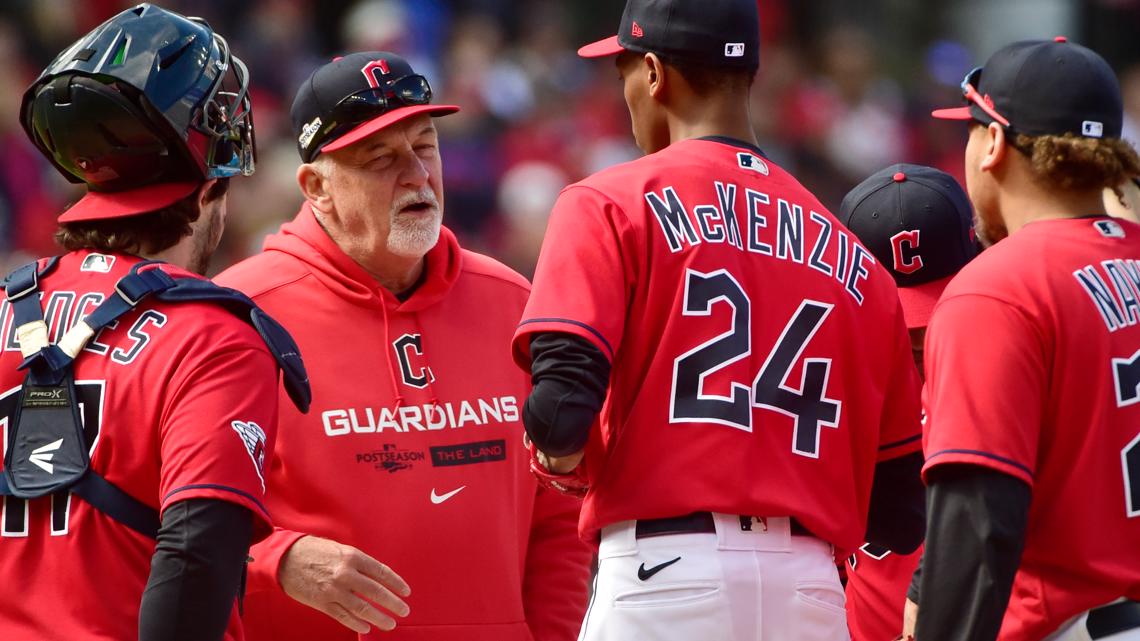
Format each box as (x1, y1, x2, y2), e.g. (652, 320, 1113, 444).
(1095, 219, 1126, 238)
(725, 43, 745, 58)
(80, 253, 115, 273)
(737, 152, 769, 175)
(1082, 120, 1105, 138)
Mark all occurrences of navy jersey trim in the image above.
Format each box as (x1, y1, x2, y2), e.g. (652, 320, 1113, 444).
(164, 484, 268, 515)
(697, 135, 769, 158)
(519, 318, 614, 358)
(879, 433, 922, 451)
(926, 448, 1034, 478)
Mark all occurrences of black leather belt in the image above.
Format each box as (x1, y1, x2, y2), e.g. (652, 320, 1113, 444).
(1087, 599, 1140, 639)
(635, 511, 812, 539)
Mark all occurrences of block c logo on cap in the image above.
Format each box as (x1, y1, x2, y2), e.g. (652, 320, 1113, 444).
(361, 59, 391, 89)
(725, 43, 745, 58)
(890, 230, 923, 275)
(1082, 121, 1105, 138)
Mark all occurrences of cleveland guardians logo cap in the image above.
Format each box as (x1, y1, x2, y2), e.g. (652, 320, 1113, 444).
(838, 164, 978, 329)
(577, 0, 760, 69)
(932, 37, 1123, 140)
(291, 52, 459, 162)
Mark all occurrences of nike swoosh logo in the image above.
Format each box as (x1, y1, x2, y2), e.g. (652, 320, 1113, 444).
(430, 486, 466, 504)
(637, 556, 681, 581)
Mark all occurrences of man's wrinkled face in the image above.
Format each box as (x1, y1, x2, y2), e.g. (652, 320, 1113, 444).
(321, 114, 445, 259)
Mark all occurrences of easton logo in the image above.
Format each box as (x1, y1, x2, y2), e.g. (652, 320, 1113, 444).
(393, 333, 435, 389)
(28, 439, 64, 474)
(231, 421, 267, 492)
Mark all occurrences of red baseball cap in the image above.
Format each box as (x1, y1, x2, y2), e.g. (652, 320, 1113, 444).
(291, 52, 458, 163)
(58, 181, 201, 223)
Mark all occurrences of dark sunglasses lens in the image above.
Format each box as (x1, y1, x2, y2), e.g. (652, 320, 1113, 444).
(335, 90, 389, 123)
(390, 75, 432, 104)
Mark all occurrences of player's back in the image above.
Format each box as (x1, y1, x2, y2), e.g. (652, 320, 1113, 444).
(927, 217, 1140, 638)
(0, 251, 277, 641)
(553, 137, 920, 549)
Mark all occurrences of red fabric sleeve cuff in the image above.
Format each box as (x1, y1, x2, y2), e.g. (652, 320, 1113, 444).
(512, 318, 615, 369)
(161, 485, 273, 541)
(246, 528, 308, 594)
(922, 449, 1034, 487)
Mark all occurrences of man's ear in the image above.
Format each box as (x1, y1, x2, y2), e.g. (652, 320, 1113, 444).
(980, 122, 1008, 172)
(646, 52, 666, 100)
(197, 178, 220, 208)
(297, 162, 334, 212)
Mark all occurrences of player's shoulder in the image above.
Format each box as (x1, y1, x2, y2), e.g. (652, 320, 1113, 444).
(214, 249, 312, 300)
(459, 248, 531, 296)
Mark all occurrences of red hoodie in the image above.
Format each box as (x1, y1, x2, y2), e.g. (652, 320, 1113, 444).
(215, 205, 590, 641)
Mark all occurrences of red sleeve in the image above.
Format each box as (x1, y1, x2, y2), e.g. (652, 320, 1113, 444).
(877, 302, 924, 461)
(246, 527, 308, 594)
(922, 295, 1046, 485)
(512, 186, 637, 367)
(159, 343, 279, 540)
(523, 486, 592, 641)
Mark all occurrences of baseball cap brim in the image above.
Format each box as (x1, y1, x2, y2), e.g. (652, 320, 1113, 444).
(58, 181, 202, 223)
(931, 106, 973, 121)
(319, 104, 460, 155)
(578, 36, 626, 58)
(897, 274, 956, 329)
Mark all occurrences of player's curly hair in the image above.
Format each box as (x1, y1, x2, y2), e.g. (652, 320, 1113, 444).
(1017, 133, 1140, 202)
(54, 179, 229, 255)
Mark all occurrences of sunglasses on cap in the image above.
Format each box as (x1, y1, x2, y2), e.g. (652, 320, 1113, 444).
(302, 74, 433, 162)
(960, 66, 1013, 129)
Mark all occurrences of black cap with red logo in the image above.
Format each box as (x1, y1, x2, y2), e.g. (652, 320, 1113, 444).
(291, 51, 459, 163)
(578, 0, 760, 70)
(932, 37, 1123, 140)
(838, 164, 978, 329)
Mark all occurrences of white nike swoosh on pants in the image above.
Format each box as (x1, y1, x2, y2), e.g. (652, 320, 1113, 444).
(431, 486, 466, 504)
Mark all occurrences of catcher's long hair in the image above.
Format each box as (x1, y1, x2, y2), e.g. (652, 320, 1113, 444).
(1017, 133, 1140, 203)
(55, 179, 228, 255)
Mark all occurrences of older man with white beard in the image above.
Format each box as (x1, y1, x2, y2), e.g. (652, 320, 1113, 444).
(216, 52, 591, 641)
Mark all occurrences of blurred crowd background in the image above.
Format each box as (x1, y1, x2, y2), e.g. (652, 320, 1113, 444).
(0, 0, 1138, 277)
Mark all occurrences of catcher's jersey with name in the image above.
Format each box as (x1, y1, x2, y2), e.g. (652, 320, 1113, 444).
(513, 137, 922, 552)
(923, 217, 1140, 640)
(0, 251, 278, 641)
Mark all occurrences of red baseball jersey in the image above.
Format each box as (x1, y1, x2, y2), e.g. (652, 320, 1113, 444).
(512, 137, 923, 552)
(923, 217, 1140, 640)
(216, 207, 590, 641)
(0, 251, 278, 641)
(845, 544, 921, 641)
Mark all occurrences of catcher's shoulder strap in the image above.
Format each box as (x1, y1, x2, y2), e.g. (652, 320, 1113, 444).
(0, 259, 311, 540)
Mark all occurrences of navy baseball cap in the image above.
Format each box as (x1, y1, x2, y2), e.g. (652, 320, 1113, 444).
(839, 164, 978, 329)
(291, 52, 459, 163)
(932, 37, 1123, 140)
(578, 0, 760, 70)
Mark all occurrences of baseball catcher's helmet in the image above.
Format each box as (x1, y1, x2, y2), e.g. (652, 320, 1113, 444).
(20, 3, 255, 196)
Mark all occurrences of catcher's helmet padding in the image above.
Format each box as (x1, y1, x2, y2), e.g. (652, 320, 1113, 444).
(19, 3, 255, 204)
(26, 75, 199, 190)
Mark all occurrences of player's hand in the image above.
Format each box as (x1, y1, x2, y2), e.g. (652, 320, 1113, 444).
(900, 597, 918, 640)
(536, 448, 585, 474)
(279, 535, 411, 634)
(523, 433, 589, 497)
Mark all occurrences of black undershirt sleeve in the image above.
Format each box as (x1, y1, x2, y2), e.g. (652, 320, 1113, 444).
(864, 451, 926, 554)
(523, 332, 611, 457)
(138, 498, 255, 641)
(912, 464, 1032, 641)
